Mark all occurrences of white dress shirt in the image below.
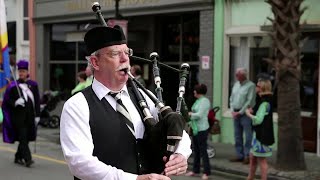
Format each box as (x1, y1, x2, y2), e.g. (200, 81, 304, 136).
(60, 78, 192, 180)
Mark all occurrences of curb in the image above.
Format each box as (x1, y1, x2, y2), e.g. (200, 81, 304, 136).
(188, 157, 294, 180)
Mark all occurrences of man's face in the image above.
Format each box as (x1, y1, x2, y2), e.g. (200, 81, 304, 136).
(235, 71, 245, 82)
(96, 44, 131, 86)
(18, 69, 28, 81)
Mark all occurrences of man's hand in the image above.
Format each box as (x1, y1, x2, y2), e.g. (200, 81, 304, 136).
(163, 153, 188, 176)
(231, 111, 240, 119)
(137, 174, 170, 180)
(15, 97, 25, 107)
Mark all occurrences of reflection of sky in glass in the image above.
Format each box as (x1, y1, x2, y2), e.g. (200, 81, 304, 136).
(52, 24, 77, 41)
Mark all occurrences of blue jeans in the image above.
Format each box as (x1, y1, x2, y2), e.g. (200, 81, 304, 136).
(233, 114, 252, 159)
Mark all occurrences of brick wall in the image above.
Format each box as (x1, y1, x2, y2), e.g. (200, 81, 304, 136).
(199, 10, 214, 104)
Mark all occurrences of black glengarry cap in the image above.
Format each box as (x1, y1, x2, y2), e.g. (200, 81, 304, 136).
(84, 25, 126, 54)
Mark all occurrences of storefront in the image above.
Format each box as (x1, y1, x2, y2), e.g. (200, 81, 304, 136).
(214, 0, 320, 156)
(32, 0, 213, 108)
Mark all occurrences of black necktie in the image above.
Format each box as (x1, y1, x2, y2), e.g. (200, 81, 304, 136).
(109, 91, 135, 136)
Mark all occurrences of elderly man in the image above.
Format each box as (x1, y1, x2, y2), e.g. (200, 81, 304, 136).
(60, 25, 191, 180)
(229, 68, 256, 165)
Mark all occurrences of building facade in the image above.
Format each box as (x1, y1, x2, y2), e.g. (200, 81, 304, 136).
(214, 0, 320, 156)
(32, 0, 214, 109)
(4, 0, 30, 75)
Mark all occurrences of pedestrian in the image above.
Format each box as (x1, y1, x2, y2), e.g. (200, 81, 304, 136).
(60, 25, 192, 180)
(186, 84, 211, 180)
(2, 59, 40, 167)
(229, 68, 256, 164)
(245, 78, 275, 180)
(71, 71, 87, 95)
(84, 63, 93, 87)
(130, 64, 146, 87)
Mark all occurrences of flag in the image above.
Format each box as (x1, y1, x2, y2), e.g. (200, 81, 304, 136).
(0, 0, 11, 91)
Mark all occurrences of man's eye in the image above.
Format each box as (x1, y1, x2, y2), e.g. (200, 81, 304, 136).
(111, 51, 120, 56)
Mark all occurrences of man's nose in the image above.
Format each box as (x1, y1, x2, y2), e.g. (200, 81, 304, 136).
(120, 51, 129, 61)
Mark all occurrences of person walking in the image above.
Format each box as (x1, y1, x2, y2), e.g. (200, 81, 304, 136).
(229, 68, 256, 164)
(245, 78, 275, 180)
(2, 60, 40, 167)
(60, 25, 192, 180)
(186, 84, 211, 180)
(71, 71, 87, 95)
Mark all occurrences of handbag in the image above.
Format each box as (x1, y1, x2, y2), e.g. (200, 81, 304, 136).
(210, 121, 221, 134)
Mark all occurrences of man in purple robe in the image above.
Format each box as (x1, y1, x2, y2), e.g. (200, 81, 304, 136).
(2, 59, 40, 167)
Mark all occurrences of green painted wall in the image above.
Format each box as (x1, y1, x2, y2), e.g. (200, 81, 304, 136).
(302, 0, 320, 24)
(231, 0, 320, 26)
(231, 0, 272, 26)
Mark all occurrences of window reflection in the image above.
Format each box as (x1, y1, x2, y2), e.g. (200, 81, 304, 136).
(50, 64, 75, 95)
(78, 42, 87, 61)
(50, 24, 77, 60)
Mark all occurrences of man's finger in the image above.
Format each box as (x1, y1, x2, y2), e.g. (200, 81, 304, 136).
(165, 154, 183, 167)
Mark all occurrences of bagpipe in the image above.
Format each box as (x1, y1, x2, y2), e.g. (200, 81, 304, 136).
(91, 2, 190, 174)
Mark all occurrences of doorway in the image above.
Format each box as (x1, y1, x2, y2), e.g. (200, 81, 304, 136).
(300, 33, 319, 152)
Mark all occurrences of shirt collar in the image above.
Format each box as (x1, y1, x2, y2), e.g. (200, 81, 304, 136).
(240, 79, 249, 85)
(92, 78, 129, 100)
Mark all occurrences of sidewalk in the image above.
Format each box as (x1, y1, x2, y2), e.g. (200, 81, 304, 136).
(188, 143, 320, 180)
(17, 127, 320, 179)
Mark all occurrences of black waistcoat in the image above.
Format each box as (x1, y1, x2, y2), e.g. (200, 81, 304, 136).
(253, 95, 275, 146)
(74, 86, 145, 180)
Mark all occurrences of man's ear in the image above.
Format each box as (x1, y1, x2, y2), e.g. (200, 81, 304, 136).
(90, 56, 99, 71)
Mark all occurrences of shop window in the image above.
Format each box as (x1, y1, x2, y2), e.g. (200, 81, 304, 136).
(7, 22, 16, 54)
(50, 23, 93, 93)
(51, 41, 76, 60)
(159, 13, 199, 62)
(78, 42, 87, 61)
(23, 0, 29, 41)
(50, 63, 75, 94)
(300, 35, 319, 115)
(50, 24, 77, 60)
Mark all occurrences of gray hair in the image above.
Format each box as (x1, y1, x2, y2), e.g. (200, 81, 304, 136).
(236, 67, 247, 78)
(85, 51, 97, 73)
